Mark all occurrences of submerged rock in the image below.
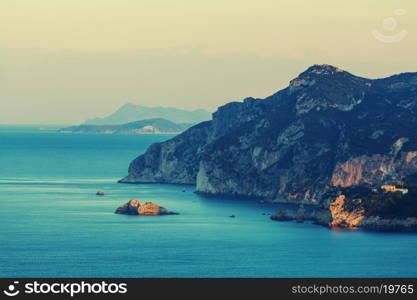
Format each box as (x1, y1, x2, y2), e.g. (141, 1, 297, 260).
(271, 205, 312, 223)
(115, 199, 178, 216)
(295, 205, 307, 223)
(310, 209, 332, 226)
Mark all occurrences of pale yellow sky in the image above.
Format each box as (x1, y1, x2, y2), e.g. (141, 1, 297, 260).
(1, 0, 416, 124)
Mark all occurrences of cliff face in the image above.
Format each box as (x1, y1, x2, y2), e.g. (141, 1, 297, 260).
(120, 65, 417, 207)
(121, 121, 212, 184)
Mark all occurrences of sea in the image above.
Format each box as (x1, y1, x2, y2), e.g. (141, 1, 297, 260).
(1, 125, 417, 278)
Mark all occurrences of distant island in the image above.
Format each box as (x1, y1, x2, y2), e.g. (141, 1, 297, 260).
(84, 103, 211, 125)
(120, 64, 417, 232)
(59, 118, 193, 134)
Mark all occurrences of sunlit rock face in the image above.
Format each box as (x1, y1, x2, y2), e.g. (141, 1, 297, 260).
(329, 195, 365, 228)
(120, 121, 212, 184)
(331, 149, 417, 188)
(115, 200, 178, 216)
(289, 64, 368, 115)
(121, 65, 417, 208)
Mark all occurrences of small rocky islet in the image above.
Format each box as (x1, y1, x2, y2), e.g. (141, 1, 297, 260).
(115, 199, 179, 216)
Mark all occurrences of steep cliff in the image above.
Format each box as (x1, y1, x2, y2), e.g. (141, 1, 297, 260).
(270, 184, 417, 231)
(120, 65, 417, 208)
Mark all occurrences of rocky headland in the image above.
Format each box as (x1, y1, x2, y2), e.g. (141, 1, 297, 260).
(59, 118, 192, 134)
(115, 199, 178, 216)
(271, 183, 417, 232)
(119, 64, 417, 231)
(84, 103, 211, 125)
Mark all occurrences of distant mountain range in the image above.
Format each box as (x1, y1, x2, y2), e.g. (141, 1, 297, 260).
(84, 103, 211, 125)
(59, 118, 192, 134)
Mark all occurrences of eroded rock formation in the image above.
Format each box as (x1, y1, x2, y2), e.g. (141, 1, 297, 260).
(115, 199, 178, 216)
(329, 195, 365, 228)
(322, 184, 417, 231)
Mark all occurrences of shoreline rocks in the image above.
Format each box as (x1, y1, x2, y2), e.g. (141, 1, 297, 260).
(357, 216, 417, 232)
(270, 210, 294, 221)
(271, 184, 417, 232)
(115, 199, 179, 216)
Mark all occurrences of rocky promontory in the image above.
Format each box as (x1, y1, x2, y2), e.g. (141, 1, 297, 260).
(271, 183, 417, 231)
(59, 118, 192, 135)
(115, 199, 178, 216)
(119, 64, 417, 231)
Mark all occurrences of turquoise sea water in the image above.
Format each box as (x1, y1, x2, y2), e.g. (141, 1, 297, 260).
(1, 125, 417, 278)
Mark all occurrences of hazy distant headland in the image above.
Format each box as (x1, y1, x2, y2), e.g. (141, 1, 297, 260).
(84, 103, 211, 125)
(120, 64, 417, 232)
(58, 104, 211, 134)
(59, 118, 193, 134)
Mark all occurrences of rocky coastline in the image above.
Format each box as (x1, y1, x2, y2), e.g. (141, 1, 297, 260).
(120, 65, 417, 231)
(271, 184, 417, 232)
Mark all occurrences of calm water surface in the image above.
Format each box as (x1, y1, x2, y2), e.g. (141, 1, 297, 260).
(1, 126, 417, 277)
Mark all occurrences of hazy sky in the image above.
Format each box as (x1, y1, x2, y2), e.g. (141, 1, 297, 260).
(1, 0, 416, 124)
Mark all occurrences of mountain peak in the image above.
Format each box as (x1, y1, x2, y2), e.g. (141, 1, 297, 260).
(118, 103, 137, 110)
(305, 64, 345, 75)
(289, 65, 351, 92)
(288, 64, 369, 114)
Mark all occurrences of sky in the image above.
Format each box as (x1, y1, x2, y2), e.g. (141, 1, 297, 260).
(1, 0, 416, 124)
